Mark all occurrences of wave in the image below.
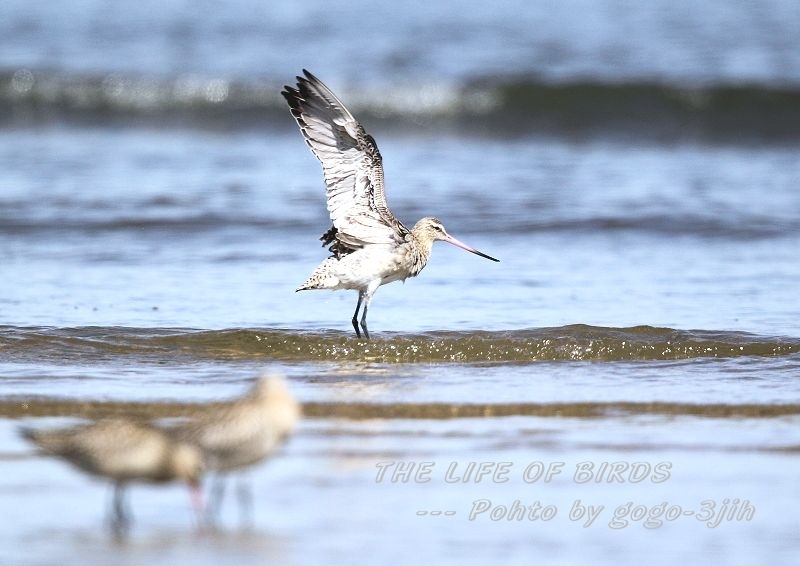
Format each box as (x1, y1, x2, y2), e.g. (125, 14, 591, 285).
(3, 69, 800, 141)
(1, 211, 795, 241)
(0, 213, 292, 235)
(1, 325, 798, 364)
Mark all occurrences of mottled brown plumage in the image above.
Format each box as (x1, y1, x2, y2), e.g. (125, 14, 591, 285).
(169, 376, 300, 524)
(21, 419, 203, 534)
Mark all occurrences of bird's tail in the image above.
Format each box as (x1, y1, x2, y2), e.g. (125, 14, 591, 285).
(296, 258, 340, 291)
(18, 426, 51, 452)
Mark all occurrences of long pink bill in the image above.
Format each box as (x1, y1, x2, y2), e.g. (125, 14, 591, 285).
(444, 235, 500, 262)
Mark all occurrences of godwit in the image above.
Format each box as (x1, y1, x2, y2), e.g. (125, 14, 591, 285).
(282, 70, 499, 339)
(21, 419, 204, 536)
(169, 375, 300, 526)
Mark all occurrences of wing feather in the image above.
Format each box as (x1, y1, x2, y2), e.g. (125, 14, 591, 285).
(282, 70, 407, 255)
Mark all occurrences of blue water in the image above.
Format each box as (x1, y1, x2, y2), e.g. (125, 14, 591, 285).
(1, 1, 799, 564)
(2, 0, 799, 83)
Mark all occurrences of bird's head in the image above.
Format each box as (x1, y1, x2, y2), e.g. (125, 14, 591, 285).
(253, 374, 302, 435)
(412, 217, 499, 262)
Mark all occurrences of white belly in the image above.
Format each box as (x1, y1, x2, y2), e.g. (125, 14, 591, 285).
(299, 245, 414, 291)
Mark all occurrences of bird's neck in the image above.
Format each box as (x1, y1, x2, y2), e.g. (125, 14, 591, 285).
(407, 231, 433, 277)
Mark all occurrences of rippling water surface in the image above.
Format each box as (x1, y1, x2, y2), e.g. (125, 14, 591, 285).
(1, 1, 800, 564)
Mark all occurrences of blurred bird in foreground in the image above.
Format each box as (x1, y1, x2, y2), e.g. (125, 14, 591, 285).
(21, 419, 204, 537)
(169, 375, 300, 526)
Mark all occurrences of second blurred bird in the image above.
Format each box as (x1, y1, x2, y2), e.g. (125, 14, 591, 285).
(168, 375, 301, 526)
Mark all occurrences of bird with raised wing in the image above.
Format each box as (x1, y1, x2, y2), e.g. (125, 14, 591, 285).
(282, 70, 499, 339)
(21, 419, 204, 536)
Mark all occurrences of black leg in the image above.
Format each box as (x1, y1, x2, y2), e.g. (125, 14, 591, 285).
(360, 303, 370, 340)
(360, 287, 377, 340)
(351, 291, 364, 338)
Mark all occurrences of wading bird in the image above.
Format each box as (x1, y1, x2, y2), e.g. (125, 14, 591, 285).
(282, 70, 499, 339)
(21, 419, 204, 537)
(168, 376, 300, 526)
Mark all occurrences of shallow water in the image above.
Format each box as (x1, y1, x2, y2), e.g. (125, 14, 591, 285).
(2, 0, 800, 564)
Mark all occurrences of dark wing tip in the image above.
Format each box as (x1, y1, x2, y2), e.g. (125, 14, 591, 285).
(297, 69, 321, 89)
(283, 73, 318, 104)
(281, 85, 300, 103)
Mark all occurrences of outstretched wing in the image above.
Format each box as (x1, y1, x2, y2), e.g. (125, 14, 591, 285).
(282, 70, 408, 254)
